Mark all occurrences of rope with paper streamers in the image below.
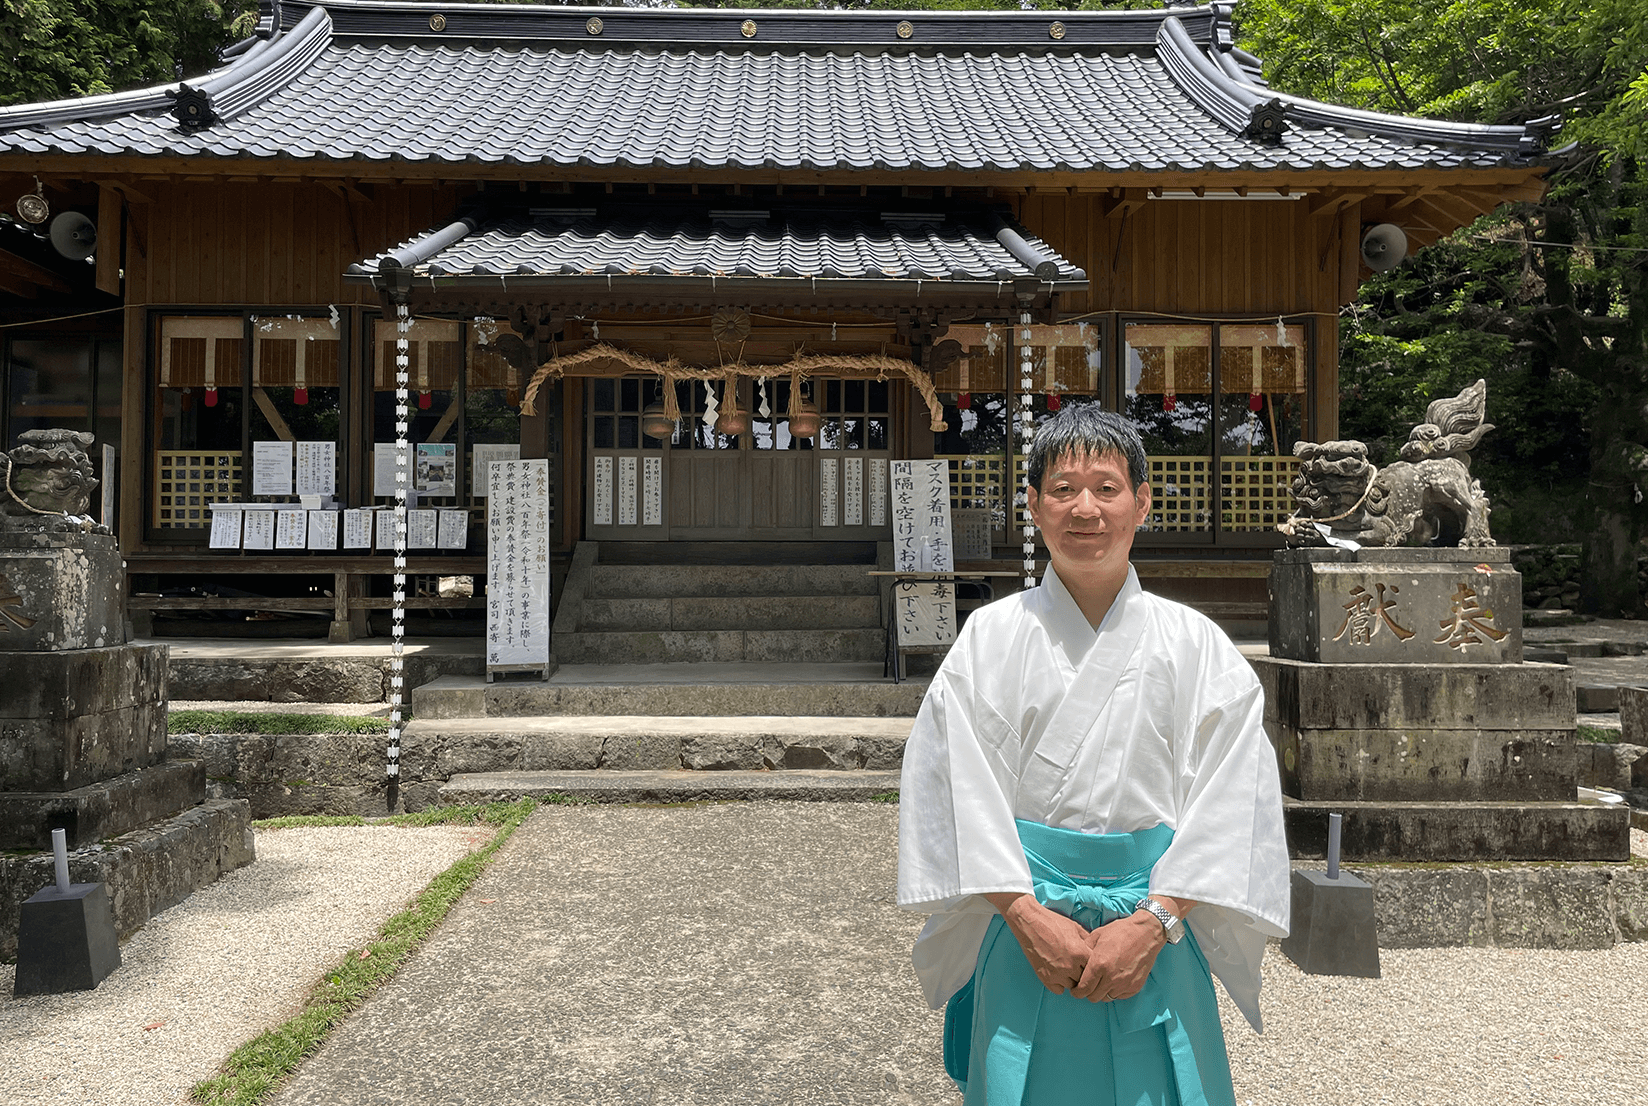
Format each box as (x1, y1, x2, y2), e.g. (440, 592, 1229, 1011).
(1018, 309, 1037, 589)
(386, 302, 411, 809)
(519, 343, 949, 432)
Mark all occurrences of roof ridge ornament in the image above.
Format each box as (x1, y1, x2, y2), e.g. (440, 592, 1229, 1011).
(1246, 98, 1288, 145)
(169, 83, 218, 131)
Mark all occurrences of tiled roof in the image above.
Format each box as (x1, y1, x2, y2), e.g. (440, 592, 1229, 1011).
(346, 204, 1087, 292)
(0, 1, 1555, 173)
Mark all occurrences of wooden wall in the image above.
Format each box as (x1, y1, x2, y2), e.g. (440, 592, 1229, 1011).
(125, 181, 472, 307)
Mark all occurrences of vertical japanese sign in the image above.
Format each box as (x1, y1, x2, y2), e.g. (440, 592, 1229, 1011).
(868, 458, 889, 527)
(820, 458, 839, 527)
(844, 458, 864, 526)
(890, 460, 955, 645)
(295, 441, 336, 497)
(593, 456, 614, 526)
(486, 459, 551, 670)
(618, 456, 638, 526)
(643, 456, 663, 526)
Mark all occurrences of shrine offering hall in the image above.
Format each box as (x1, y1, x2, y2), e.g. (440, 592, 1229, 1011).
(0, 1, 1551, 645)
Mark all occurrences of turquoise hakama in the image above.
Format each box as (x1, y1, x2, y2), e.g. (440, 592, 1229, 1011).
(944, 821, 1235, 1106)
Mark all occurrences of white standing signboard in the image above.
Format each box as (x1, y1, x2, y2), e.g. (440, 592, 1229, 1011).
(209, 505, 242, 549)
(890, 460, 956, 646)
(486, 459, 552, 676)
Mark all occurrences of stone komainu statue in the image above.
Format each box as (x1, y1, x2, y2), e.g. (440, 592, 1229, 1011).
(1283, 380, 1495, 548)
(0, 428, 100, 530)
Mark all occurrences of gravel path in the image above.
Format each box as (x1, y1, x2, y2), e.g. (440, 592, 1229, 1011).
(0, 824, 488, 1106)
(3, 812, 1644, 1106)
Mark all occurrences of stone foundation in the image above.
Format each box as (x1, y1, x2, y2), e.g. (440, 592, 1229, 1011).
(0, 798, 254, 961)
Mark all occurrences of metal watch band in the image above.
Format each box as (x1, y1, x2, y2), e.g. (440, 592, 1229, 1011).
(1137, 897, 1184, 943)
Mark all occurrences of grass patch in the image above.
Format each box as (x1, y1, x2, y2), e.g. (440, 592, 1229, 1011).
(1577, 724, 1621, 744)
(252, 801, 554, 831)
(170, 710, 390, 736)
(192, 798, 536, 1106)
(869, 790, 899, 804)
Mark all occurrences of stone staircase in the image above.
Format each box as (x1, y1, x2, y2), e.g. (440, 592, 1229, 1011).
(404, 661, 925, 808)
(551, 544, 887, 665)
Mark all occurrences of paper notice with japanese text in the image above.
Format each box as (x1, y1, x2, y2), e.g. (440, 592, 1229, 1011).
(486, 459, 551, 670)
(890, 459, 956, 646)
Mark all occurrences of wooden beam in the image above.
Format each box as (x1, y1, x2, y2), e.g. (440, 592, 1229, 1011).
(1099, 188, 1147, 220)
(1386, 185, 1438, 214)
(1309, 189, 1371, 218)
(99, 179, 153, 203)
(1338, 203, 1362, 305)
(96, 185, 120, 296)
(0, 248, 72, 294)
(0, 272, 38, 299)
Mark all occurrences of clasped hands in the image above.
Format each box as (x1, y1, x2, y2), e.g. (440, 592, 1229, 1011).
(983, 891, 1177, 1003)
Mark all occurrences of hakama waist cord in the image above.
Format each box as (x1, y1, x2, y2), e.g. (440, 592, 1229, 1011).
(944, 821, 1236, 1106)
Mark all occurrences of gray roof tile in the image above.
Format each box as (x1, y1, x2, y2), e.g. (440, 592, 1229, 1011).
(351, 205, 1085, 288)
(0, 1, 1552, 172)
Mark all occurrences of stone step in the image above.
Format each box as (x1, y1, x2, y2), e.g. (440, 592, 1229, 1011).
(577, 594, 881, 633)
(584, 563, 879, 600)
(554, 628, 886, 665)
(401, 715, 911, 773)
(1284, 798, 1632, 862)
(0, 759, 205, 850)
(439, 768, 903, 805)
(409, 665, 926, 719)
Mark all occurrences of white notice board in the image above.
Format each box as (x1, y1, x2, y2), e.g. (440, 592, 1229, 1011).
(486, 459, 552, 674)
(251, 441, 294, 496)
(890, 460, 956, 646)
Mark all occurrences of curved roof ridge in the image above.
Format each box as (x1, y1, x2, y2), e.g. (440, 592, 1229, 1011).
(1205, 23, 1554, 156)
(0, 3, 329, 134)
(195, 5, 332, 124)
(1157, 16, 1287, 144)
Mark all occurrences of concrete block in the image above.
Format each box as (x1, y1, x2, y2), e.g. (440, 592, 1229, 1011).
(169, 659, 384, 703)
(13, 882, 120, 995)
(0, 532, 126, 651)
(1280, 869, 1382, 976)
(409, 677, 485, 719)
(1360, 866, 1491, 948)
(439, 768, 902, 806)
(1576, 685, 1620, 713)
(1489, 867, 1617, 949)
(1269, 547, 1520, 665)
(1286, 727, 1574, 802)
(1613, 866, 1648, 942)
(1621, 686, 1648, 745)
(1253, 656, 1573, 732)
(521, 733, 605, 772)
(1284, 800, 1631, 862)
(0, 759, 206, 849)
(777, 732, 863, 770)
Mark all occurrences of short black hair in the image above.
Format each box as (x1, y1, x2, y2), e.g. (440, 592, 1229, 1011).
(1025, 404, 1148, 493)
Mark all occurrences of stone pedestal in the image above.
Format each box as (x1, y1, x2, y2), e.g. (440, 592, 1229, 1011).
(1, 529, 254, 960)
(0, 531, 128, 650)
(1261, 547, 1630, 863)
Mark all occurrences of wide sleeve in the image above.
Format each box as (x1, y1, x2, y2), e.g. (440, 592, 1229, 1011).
(1147, 659, 1291, 1032)
(896, 630, 1033, 1007)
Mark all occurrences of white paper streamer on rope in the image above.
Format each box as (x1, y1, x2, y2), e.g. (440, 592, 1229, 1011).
(757, 377, 771, 418)
(387, 301, 411, 798)
(701, 379, 718, 427)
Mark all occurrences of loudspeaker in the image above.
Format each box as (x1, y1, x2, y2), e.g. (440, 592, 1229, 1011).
(1360, 223, 1408, 272)
(48, 211, 97, 261)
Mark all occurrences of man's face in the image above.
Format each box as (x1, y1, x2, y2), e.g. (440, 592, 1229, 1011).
(1025, 449, 1151, 577)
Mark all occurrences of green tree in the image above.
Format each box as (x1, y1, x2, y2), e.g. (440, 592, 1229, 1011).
(0, 1, 257, 105)
(1240, 0, 1648, 614)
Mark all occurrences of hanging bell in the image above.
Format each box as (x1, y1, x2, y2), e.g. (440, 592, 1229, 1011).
(642, 400, 675, 439)
(714, 381, 749, 436)
(788, 398, 822, 438)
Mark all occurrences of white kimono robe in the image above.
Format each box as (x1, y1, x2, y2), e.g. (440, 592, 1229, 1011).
(897, 563, 1290, 1031)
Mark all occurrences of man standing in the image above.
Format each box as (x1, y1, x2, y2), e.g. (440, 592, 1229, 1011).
(897, 406, 1289, 1105)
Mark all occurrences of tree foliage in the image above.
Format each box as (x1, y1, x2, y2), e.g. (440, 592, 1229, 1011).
(1239, 0, 1648, 613)
(0, 1, 258, 105)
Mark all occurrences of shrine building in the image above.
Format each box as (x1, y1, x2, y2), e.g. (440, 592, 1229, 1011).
(0, 1, 1553, 652)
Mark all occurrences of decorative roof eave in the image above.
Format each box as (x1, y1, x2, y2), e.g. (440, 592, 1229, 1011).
(1202, 27, 1558, 158)
(286, 0, 1222, 50)
(1157, 17, 1288, 145)
(349, 272, 1085, 299)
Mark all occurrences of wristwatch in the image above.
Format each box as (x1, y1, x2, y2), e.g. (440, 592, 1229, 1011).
(1136, 897, 1184, 944)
